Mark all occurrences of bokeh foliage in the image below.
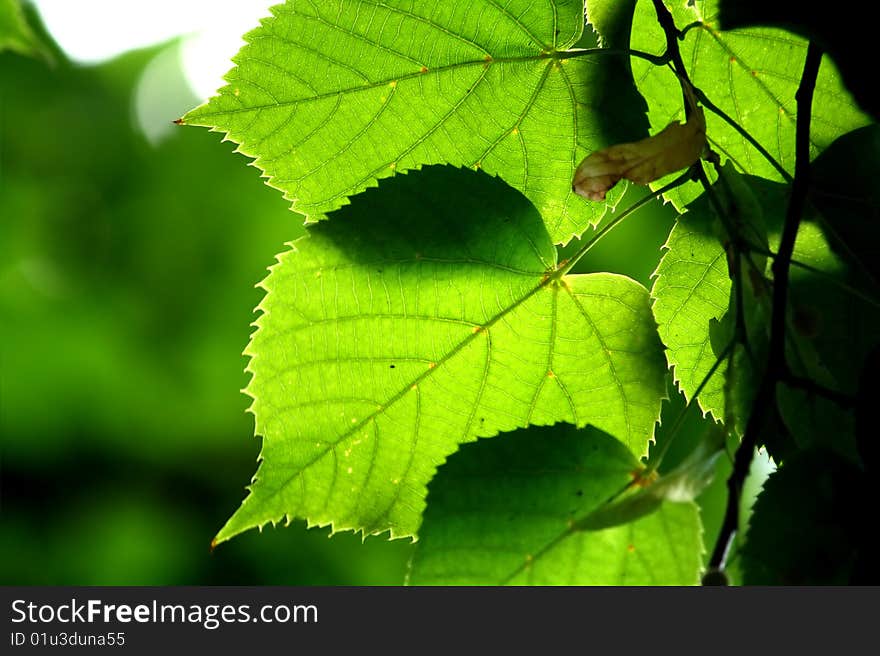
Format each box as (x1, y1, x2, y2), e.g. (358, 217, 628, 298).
(0, 16, 413, 584)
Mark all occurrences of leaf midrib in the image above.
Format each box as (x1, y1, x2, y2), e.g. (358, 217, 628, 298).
(692, 22, 827, 155)
(189, 53, 569, 120)
(256, 265, 582, 519)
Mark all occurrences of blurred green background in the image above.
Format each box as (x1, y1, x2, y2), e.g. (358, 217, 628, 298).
(0, 5, 765, 585)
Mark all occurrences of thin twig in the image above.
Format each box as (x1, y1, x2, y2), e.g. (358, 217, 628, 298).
(650, 1, 791, 184)
(557, 171, 691, 276)
(651, 0, 695, 118)
(706, 42, 824, 580)
(645, 339, 734, 475)
(694, 88, 792, 183)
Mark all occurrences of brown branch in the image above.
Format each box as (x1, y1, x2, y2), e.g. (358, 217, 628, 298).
(704, 42, 824, 582)
(651, 0, 695, 118)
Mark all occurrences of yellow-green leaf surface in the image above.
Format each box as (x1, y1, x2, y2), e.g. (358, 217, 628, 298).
(218, 166, 666, 543)
(407, 425, 702, 585)
(651, 197, 731, 417)
(183, 0, 629, 244)
(629, 0, 869, 207)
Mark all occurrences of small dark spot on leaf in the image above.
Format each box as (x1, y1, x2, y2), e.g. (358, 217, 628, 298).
(575, 489, 583, 497)
(389, 364, 396, 369)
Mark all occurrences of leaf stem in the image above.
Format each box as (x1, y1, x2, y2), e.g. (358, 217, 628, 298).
(560, 47, 669, 66)
(651, 0, 696, 118)
(694, 88, 792, 183)
(557, 171, 692, 277)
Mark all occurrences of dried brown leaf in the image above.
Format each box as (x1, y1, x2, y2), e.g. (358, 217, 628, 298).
(572, 107, 706, 201)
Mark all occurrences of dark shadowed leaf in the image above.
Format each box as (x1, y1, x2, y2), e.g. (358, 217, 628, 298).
(408, 424, 702, 585)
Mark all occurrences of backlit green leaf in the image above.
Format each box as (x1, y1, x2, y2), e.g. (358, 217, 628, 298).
(182, 0, 635, 244)
(717, 0, 880, 121)
(407, 424, 702, 585)
(629, 0, 869, 208)
(218, 166, 667, 544)
(650, 172, 747, 420)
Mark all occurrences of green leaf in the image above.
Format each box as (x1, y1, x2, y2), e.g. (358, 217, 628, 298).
(717, 0, 880, 121)
(651, 166, 776, 422)
(787, 223, 880, 408)
(629, 0, 869, 208)
(776, 218, 880, 462)
(407, 424, 702, 585)
(219, 166, 667, 544)
(585, 0, 650, 145)
(654, 162, 878, 462)
(587, 0, 637, 48)
(0, 0, 46, 58)
(182, 0, 633, 244)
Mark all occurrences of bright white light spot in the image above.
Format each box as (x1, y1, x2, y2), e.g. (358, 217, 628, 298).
(740, 447, 777, 532)
(134, 44, 195, 145)
(31, 0, 277, 100)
